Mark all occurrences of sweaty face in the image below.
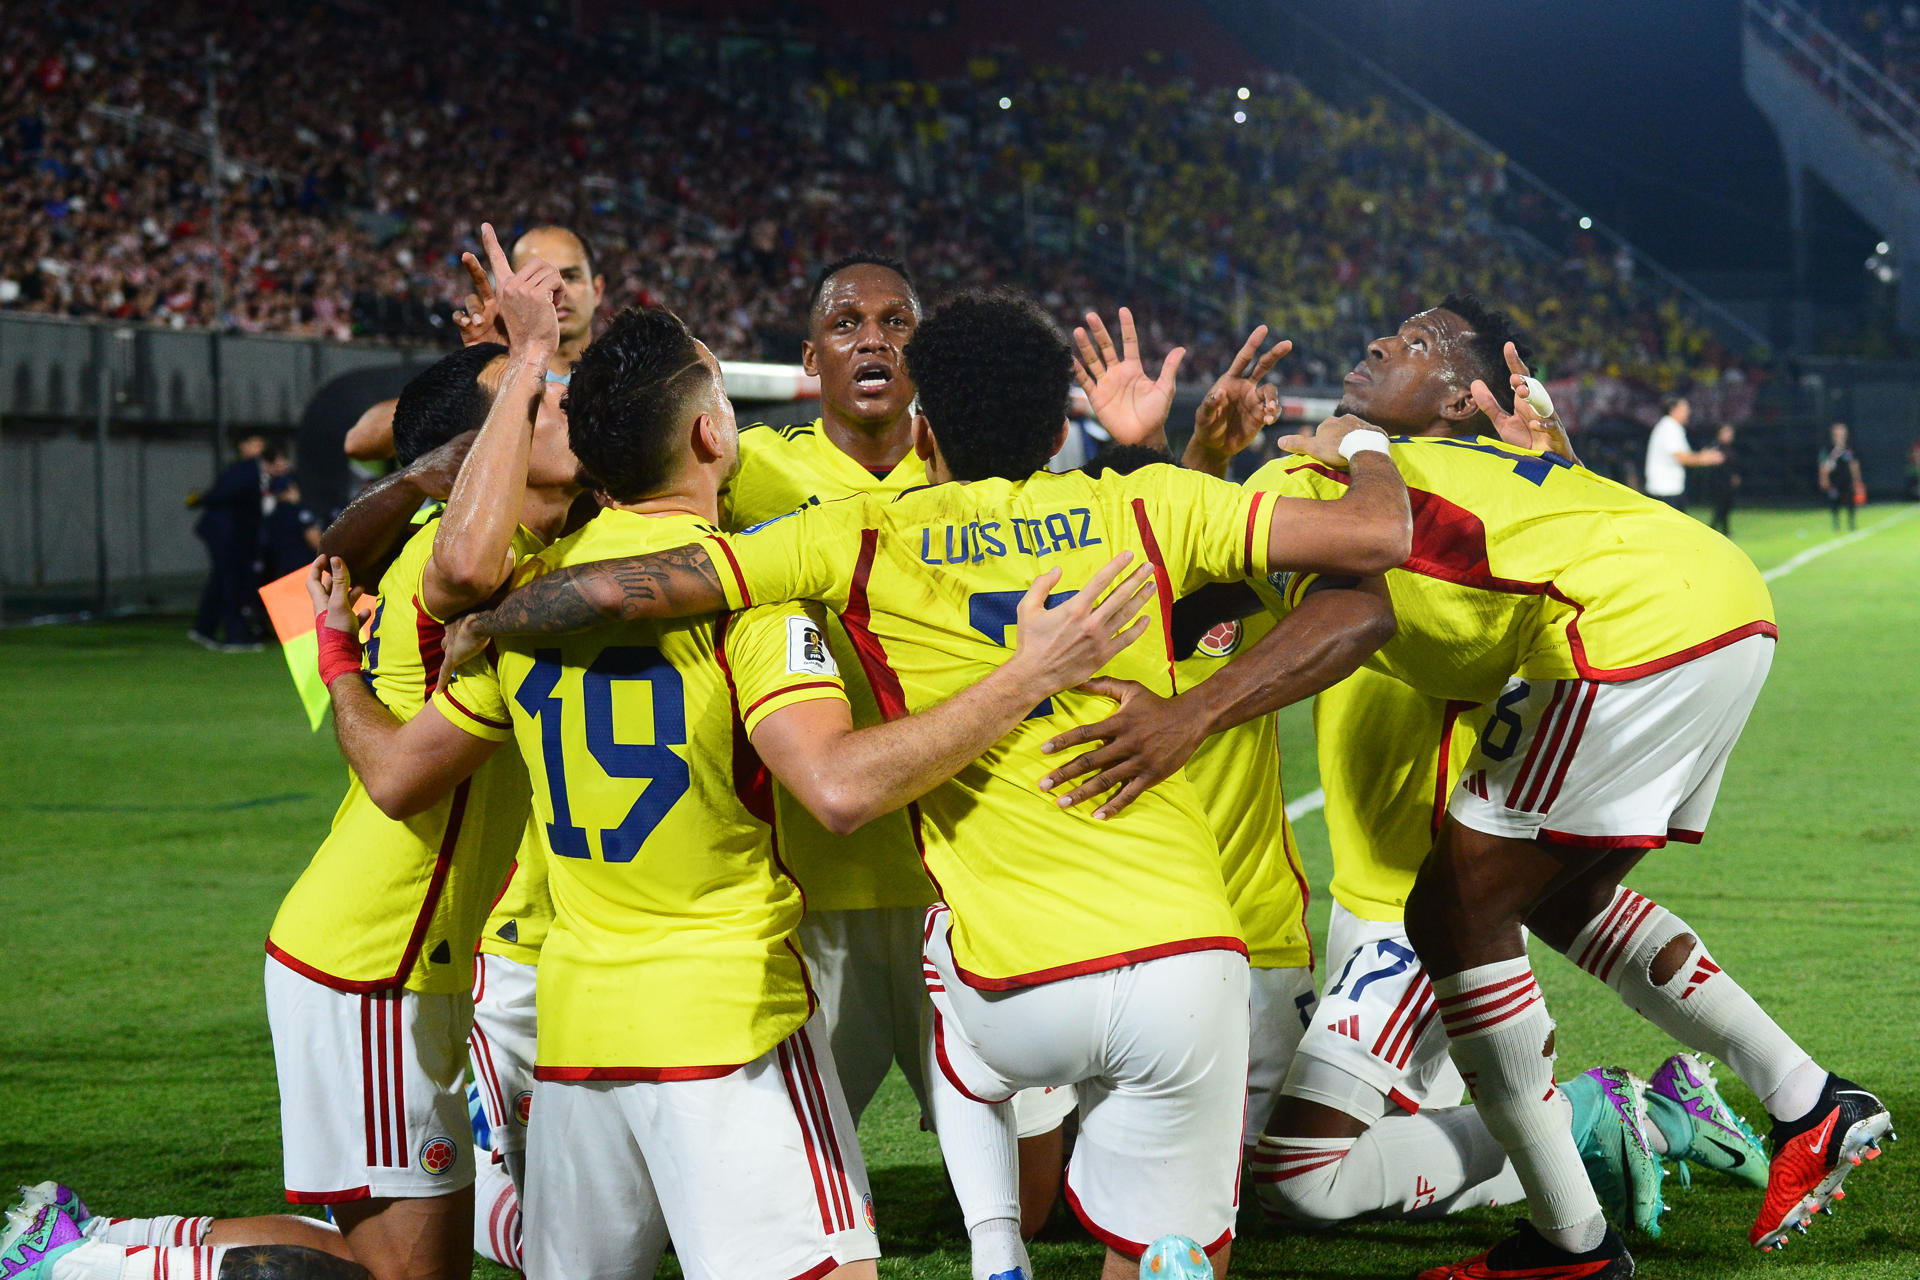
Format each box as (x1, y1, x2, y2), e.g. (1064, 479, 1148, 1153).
(695, 341, 741, 483)
(513, 228, 603, 350)
(805, 265, 918, 426)
(1336, 308, 1479, 434)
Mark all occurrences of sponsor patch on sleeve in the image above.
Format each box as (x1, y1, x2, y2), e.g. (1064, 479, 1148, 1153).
(786, 615, 839, 676)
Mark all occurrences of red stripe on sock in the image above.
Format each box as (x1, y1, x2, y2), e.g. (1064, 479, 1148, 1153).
(1596, 896, 1658, 985)
(1575, 889, 1636, 972)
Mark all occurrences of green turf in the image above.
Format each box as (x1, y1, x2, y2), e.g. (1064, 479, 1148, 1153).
(3, 506, 1917, 1278)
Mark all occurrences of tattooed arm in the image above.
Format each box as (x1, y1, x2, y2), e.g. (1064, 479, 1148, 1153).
(219, 1247, 372, 1280)
(441, 542, 726, 670)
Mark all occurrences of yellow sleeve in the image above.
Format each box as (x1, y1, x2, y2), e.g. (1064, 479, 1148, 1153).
(432, 660, 514, 741)
(712, 501, 865, 614)
(1126, 466, 1279, 596)
(726, 603, 849, 736)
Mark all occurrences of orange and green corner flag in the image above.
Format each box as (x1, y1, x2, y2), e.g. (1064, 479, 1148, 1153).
(258, 568, 378, 732)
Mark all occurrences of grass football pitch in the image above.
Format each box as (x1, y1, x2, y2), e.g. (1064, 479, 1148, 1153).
(3, 505, 1917, 1278)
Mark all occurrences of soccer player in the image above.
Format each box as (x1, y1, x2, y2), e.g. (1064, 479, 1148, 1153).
(1067, 301, 1760, 1235)
(261, 228, 580, 1280)
(1, 1192, 366, 1280)
(436, 290, 1414, 1278)
(1006, 439, 1331, 1235)
(1034, 317, 1894, 1277)
(301, 304, 1156, 1279)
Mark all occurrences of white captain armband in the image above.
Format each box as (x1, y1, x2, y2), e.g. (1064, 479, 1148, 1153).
(1338, 429, 1391, 461)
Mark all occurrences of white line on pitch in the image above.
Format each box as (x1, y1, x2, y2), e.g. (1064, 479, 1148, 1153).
(1761, 506, 1918, 582)
(1285, 788, 1325, 821)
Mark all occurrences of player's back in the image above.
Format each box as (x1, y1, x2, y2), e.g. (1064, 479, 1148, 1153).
(718, 462, 1282, 987)
(443, 509, 833, 1074)
(1252, 437, 1775, 703)
(269, 518, 532, 993)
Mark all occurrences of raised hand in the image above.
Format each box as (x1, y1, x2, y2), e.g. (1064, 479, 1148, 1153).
(451, 251, 508, 347)
(1185, 324, 1291, 476)
(479, 222, 562, 363)
(1073, 307, 1186, 449)
(305, 555, 371, 635)
(1469, 342, 1582, 465)
(1277, 414, 1383, 468)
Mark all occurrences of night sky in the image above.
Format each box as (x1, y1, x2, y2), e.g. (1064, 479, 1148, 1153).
(1211, 0, 1878, 284)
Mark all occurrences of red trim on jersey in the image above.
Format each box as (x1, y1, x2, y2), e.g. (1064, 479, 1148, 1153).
(1242, 490, 1271, 576)
(951, 934, 1249, 991)
(1296, 463, 1779, 682)
(743, 680, 843, 720)
(929, 1005, 1008, 1105)
(787, 1260, 840, 1280)
(1389, 1087, 1421, 1115)
(1063, 1177, 1232, 1259)
(1537, 829, 1671, 850)
(1668, 828, 1706, 843)
(283, 1186, 372, 1205)
(264, 780, 473, 993)
(412, 595, 447, 690)
(1128, 498, 1178, 688)
(709, 536, 753, 607)
(535, 1062, 748, 1082)
(839, 528, 937, 890)
(1433, 700, 1475, 832)
(441, 686, 511, 731)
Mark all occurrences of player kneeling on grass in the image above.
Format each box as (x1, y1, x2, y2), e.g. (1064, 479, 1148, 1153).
(301, 305, 1159, 1280)
(431, 290, 1417, 1279)
(1, 1192, 366, 1280)
(1032, 318, 1894, 1280)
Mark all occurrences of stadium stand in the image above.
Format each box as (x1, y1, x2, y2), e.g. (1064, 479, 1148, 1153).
(2, 0, 1754, 390)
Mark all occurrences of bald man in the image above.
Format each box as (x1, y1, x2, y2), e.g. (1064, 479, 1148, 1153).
(343, 226, 605, 461)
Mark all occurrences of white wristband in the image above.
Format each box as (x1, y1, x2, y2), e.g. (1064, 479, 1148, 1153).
(1338, 429, 1391, 461)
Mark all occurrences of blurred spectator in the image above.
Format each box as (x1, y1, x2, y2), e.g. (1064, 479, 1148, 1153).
(1643, 396, 1725, 510)
(1906, 437, 1920, 500)
(263, 472, 322, 580)
(187, 432, 270, 651)
(1047, 384, 1110, 471)
(1819, 420, 1866, 529)
(1699, 422, 1741, 535)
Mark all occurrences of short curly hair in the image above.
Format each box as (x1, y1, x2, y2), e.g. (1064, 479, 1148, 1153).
(392, 343, 505, 467)
(566, 307, 712, 502)
(807, 252, 918, 321)
(904, 290, 1073, 482)
(1438, 292, 1533, 413)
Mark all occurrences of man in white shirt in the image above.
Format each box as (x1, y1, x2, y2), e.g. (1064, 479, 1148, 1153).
(1643, 397, 1723, 510)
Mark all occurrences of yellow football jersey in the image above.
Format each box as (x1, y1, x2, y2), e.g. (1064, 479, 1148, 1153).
(1314, 666, 1480, 922)
(714, 463, 1287, 987)
(435, 509, 847, 1076)
(267, 519, 539, 994)
(724, 419, 934, 911)
(478, 818, 549, 966)
(1175, 607, 1312, 970)
(1249, 437, 1776, 705)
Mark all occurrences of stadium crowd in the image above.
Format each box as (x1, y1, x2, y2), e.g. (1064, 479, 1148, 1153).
(3, 0, 1748, 391)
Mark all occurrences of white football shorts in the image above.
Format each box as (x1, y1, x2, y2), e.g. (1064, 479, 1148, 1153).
(798, 905, 932, 1122)
(469, 952, 537, 1160)
(1282, 904, 1464, 1121)
(923, 904, 1249, 1258)
(1449, 634, 1773, 849)
(520, 1014, 878, 1280)
(264, 956, 474, 1202)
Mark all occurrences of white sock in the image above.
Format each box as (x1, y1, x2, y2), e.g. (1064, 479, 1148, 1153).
(1252, 1106, 1522, 1222)
(1570, 887, 1818, 1118)
(80, 1217, 212, 1247)
(1435, 958, 1605, 1254)
(922, 1021, 1029, 1280)
(474, 1154, 524, 1271)
(50, 1240, 227, 1280)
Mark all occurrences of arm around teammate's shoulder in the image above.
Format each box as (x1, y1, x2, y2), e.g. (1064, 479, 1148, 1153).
(1263, 417, 1411, 576)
